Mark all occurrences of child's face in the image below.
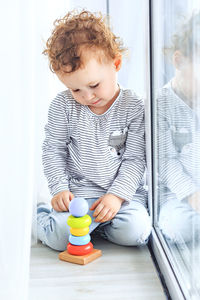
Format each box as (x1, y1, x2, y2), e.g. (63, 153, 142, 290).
(183, 61, 200, 100)
(57, 54, 121, 114)
(173, 51, 200, 102)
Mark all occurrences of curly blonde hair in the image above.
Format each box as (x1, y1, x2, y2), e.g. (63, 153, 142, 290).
(164, 11, 200, 60)
(43, 10, 127, 73)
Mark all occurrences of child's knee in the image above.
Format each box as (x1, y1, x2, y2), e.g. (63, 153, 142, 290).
(45, 220, 70, 251)
(37, 209, 70, 251)
(121, 214, 151, 246)
(158, 199, 200, 244)
(159, 208, 197, 244)
(104, 213, 152, 246)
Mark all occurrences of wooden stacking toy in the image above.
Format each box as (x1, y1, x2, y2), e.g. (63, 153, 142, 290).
(58, 197, 102, 265)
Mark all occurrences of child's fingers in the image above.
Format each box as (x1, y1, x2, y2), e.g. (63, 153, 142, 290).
(69, 192, 74, 201)
(92, 202, 104, 218)
(62, 191, 74, 210)
(52, 200, 61, 212)
(97, 209, 113, 223)
(59, 199, 69, 211)
(90, 198, 102, 211)
(95, 208, 110, 223)
(51, 197, 58, 211)
(51, 196, 67, 211)
(54, 199, 65, 211)
(62, 197, 70, 211)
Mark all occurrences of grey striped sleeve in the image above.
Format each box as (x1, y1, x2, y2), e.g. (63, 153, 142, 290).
(157, 85, 198, 201)
(42, 93, 70, 196)
(108, 102, 145, 202)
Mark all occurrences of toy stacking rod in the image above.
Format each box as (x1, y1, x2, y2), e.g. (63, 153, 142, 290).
(58, 197, 102, 265)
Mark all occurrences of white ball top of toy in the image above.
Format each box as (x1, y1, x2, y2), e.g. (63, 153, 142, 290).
(69, 197, 89, 217)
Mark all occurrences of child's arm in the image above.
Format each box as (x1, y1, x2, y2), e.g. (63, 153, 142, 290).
(106, 99, 146, 203)
(91, 99, 146, 222)
(157, 102, 197, 201)
(187, 191, 200, 213)
(43, 92, 71, 201)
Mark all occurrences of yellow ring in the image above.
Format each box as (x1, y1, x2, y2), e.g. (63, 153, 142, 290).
(70, 227, 90, 236)
(67, 214, 92, 228)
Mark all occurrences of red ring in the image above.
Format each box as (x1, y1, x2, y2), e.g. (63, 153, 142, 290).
(67, 242, 93, 256)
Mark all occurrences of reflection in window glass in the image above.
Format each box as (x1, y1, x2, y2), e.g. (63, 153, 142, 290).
(152, 1, 200, 297)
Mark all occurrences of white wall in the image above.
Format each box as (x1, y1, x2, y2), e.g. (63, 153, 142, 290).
(109, 0, 149, 95)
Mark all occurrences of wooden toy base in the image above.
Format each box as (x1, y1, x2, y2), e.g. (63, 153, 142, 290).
(58, 248, 102, 265)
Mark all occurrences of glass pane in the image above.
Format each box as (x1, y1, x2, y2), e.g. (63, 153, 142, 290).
(152, 0, 200, 298)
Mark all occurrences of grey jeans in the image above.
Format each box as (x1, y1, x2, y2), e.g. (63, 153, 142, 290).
(37, 198, 152, 251)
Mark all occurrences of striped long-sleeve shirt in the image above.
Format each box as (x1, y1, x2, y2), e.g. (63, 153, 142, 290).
(42, 87, 147, 205)
(157, 80, 200, 203)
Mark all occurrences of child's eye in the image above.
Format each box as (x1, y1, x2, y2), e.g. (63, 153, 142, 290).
(90, 83, 99, 89)
(72, 89, 80, 93)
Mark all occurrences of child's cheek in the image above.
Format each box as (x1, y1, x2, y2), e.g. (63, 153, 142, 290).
(72, 93, 82, 104)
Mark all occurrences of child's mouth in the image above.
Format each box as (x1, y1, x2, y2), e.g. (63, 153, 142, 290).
(92, 99, 101, 105)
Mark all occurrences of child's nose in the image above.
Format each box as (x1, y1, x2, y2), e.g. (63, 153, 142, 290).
(82, 90, 95, 101)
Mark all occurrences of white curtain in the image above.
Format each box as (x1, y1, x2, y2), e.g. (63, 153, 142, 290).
(0, 1, 36, 299)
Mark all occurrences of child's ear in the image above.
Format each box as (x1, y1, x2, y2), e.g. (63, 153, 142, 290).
(114, 54, 122, 71)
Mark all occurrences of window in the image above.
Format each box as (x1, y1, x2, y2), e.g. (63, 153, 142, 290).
(151, 0, 200, 298)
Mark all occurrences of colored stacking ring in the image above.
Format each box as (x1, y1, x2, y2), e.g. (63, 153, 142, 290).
(67, 242, 93, 256)
(69, 234, 91, 246)
(67, 214, 92, 228)
(69, 197, 89, 217)
(70, 226, 90, 236)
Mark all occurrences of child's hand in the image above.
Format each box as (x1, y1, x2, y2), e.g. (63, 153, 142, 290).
(90, 194, 124, 223)
(51, 190, 74, 212)
(188, 191, 200, 213)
